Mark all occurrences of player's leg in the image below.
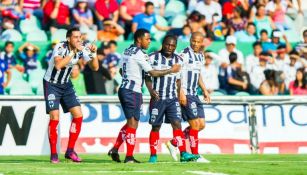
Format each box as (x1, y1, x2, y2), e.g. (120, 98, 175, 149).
(187, 118, 200, 155)
(43, 80, 61, 163)
(48, 110, 60, 163)
(149, 125, 161, 163)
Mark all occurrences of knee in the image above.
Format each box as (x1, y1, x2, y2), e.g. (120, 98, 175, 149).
(152, 125, 161, 132)
(49, 111, 59, 120)
(127, 118, 139, 129)
(198, 120, 206, 131)
(171, 120, 182, 130)
(189, 120, 200, 130)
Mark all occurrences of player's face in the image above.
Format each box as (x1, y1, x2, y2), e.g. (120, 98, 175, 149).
(190, 35, 204, 53)
(5, 44, 14, 53)
(146, 5, 154, 15)
(140, 33, 151, 49)
(68, 31, 82, 49)
(162, 39, 177, 57)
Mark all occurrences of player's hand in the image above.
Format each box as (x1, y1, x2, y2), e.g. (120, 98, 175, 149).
(203, 90, 211, 104)
(150, 90, 160, 101)
(242, 83, 248, 90)
(171, 64, 181, 73)
(179, 89, 187, 106)
(76, 44, 84, 52)
(87, 41, 97, 53)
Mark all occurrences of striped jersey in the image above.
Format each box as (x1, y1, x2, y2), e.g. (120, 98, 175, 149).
(180, 47, 205, 96)
(44, 41, 93, 84)
(148, 51, 183, 100)
(119, 45, 153, 93)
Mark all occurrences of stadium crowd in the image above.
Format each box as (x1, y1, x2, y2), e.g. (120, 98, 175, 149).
(0, 0, 306, 96)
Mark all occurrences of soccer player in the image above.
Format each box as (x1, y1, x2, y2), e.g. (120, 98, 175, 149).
(166, 32, 211, 163)
(43, 27, 99, 163)
(108, 29, 181, 163)
(145, 35, 198, 163)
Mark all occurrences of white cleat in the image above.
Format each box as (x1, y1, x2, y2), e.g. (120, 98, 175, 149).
(166, 141, 178, 161)
(196, 155, 210, 163)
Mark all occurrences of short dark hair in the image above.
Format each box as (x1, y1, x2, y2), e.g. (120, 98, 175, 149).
(134, 28, 150, 42)
(145, 1, 154, 8)
(162, 34, 177, 44)
(260, 29, 268, 35)
(303, 29, 307, 36)
(229, 52, 238, 64)
(66, 27, 80, 38)
(5, 41, 14, 47)
(253, 41, 261, 48)
(109, 40, 117, 46)
(247, 22, 256, 27)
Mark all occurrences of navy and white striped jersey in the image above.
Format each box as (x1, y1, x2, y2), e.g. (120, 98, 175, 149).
(148, 51, 183, 100)
(180, 47, 205, 96)
(119, 45, 153, 93)
(44, 41, 93, 84)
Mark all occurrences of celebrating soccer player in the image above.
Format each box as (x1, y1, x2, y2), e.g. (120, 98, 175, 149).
(145, 35, 199, 163)
(108, 29, 181, 163)
(43, 27, 99, 163)
(166, 32, 211, 163)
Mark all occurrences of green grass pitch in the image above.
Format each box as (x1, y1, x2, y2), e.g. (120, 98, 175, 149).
(0, 154, 306, 175)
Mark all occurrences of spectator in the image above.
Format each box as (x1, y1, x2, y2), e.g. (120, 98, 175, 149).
(259, 29, 270, 43)
(289, 68, 307, 95)
(295, 28, 307, 52)
(43, 0, 70, 34)
(145, 0, 165, 16)
(131, 2, 170, 33)
(0, 53, 11, 95)
(225, 52, 249, 94)
(119, 0, 145, 39)
(210, 13, 225, 41)
(0, 41, 24, 72)
(262, 29, 292, 54)
(61, 0, 75, 8)
(19, 0, 45, 23)
(18, 42, 39, 74)
(218, 35, 244, 66)
(235, 22, 257, 42)
(1, 0, 25, 31)
(109, 40, 121, 59)
(252, 4, 275, 38)
(298, 47, 307, 70)
(194, 0, 222, 24)
(70, 64, 87, 96)
(246, 41, 263, 74)
(44, 40, 58, 69)
(97, 18, 125, 42)
(283, 50, 300, 88)
(201, 51, 219, 93)
(72, 0, 94, 28)
(95, 0, 119, 29)
(222, 0, 249, 21)
(178, 25, 191, 42)
(250, 52, 271, 90)
(228, 6, 247, 32)
(259, 69, 279, 95)
(274, 45, 290, 71)
(266, 0, 291, 31)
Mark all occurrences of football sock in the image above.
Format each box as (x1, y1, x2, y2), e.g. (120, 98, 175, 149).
(189, 129, 199, 155)
(48, 119, 59, 154)
(149, 131, 159, 156)
(67, 117, 83, 150)
(114, 124, 127, 150)
(125, 127, 136, 157)
(173, 129, 186, 153)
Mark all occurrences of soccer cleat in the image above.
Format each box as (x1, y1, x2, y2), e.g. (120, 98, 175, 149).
(180, 152, 198, 162)
(195, 155, 210, 163)
(108, 148, 121, 163)
(124, 156, 140, 163)
(148, 155, 157, 163)
(65, 151, 82, 163)
(50, 154, 59, 164)
(166, 141, 178, 161)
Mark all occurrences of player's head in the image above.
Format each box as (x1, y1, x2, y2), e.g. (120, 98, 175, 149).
(145, 1, 154, 15)
(66, 27, 82, 49)
(190, 32, 204, 53)
(161, 35, 177, 57)
(134, 29, 151, 49)
(4, 41, 14, 53)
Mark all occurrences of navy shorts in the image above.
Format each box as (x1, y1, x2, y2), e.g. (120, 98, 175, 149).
(149, 98, 182, 126)
(43, 80, 80, 114)
(118, 88, 143, 121)
(181, 95, 205, 121)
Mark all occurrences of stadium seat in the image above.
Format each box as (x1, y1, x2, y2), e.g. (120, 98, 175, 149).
(87, 29, 97, 42)
(51, 29, 67, 42)
(165, 0, 185, 20)
(28, 69, 45, 91)
(36, 83, 44, 95)
(9, 80, 34, 95)
(19, 16, 40, 34)
(26, 30, 48, 41)
(151, 15, 168, 42)
(0, 29, 23, 41)
(284, 30, 300, 42)
(211, 91, 226, 96)
(235, 91, 250, 96)
(171, 14, 187, 28)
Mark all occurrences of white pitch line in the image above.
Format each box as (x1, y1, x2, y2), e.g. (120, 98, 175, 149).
(232, 160, 307, 163)
(81, 170, 162, 173)
(186, 171, 229, 175)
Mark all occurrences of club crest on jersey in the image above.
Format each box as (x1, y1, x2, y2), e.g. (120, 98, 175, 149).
(191, 102, 197, 109)
(48, 94, 56, 101)
(152, 108, 158, 115)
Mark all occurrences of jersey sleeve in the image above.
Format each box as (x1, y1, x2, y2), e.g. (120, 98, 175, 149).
(82, 47, 94, 62)
(52, 43, 65, 58)
(135, 52, 153, 73)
